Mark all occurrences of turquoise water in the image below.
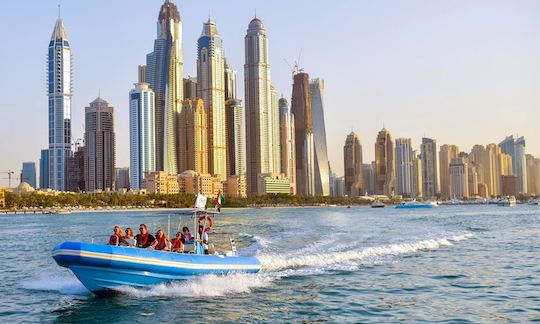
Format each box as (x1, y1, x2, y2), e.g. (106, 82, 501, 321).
(1, 205, 540, 322)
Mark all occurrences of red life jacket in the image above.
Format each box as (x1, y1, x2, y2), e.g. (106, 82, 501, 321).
(108, 235, 118, 245)
(171, 238, 183, 250)
(137, 233, 150, 247)
(155, 238, 166, 250)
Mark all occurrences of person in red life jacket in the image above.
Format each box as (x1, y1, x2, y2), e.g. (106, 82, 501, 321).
(149, 229, 170, 251)
(182, 226, 194, 242)
(135, 224, 155, 248)
(108, 226, 124, 246)
(171, 232, 185, 253)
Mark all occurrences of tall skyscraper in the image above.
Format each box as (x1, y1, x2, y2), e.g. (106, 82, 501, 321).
(47, 12, 72, 191)
(21, 162, 37, 188)
(146, 0, 183, 174)
(183, 77, 197, 100)
(66, 145, 85, 192)
(224, 59, 237, 100)
(395, 138, 413, 197)
(362, 163, 375, 195)
(129, 81, 156, 190)
(279, 97, 296, 194)
(499, 135, 527, 193)
(412, 150, 423, 197)
(421, 137, 440, 198)
(197, 19, 227, 178)
(115, 167, 130, 191)
(439, 144, 460, 199)
(375, 128, 395, 196)
(291, 72, 315, 196)
(343, 132, 363, 197)
(39, 149, 49, 189)
(310, 79, 330, 196)
(244, 17, 277, 195)
(525, 154, 540, 195)
(84, 98, 116, 192)
(270, 86, 281, 175)
(178, 99, 208, 174)
(449, 157, 469, 199)
(226, 99, 245, 177)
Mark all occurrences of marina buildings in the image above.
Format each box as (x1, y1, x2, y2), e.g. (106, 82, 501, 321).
(291, 72, 315, 196)
(499, 135, 527, 194)
(47, 13, 72, 191)
(66, 146, 84, 192)
(449, 157, 469, 199)
(21, 162, 37, 189)
(145, 0, 183, 174)
(421, 137, 440, 198)
(225, 99, 245, 177)
(395, 138, 413, 197)
(279, 97, 296, 194)
(39, 149, 49, 189)
(84, 98, 116, 192)
(375, 128, 395, 196)
(178, 99, 208, 174)
(343, 132, 363, 197)
(439, 144, 460, 199)
(310, 79, 330, 196)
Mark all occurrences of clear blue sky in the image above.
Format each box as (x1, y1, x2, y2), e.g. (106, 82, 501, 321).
(1, 0, 539, 187)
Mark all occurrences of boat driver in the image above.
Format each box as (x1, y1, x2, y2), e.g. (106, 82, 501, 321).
(135, 224, 155, 248)
(198, 225, 209, 255)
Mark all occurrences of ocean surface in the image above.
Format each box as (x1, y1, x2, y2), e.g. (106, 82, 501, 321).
(1, 205, 539, 323)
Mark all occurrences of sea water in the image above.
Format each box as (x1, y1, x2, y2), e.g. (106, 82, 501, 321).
(1, 205, 539, 322)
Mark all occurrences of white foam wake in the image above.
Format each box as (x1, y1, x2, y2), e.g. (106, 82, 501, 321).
(22, 273, 89, 295)
(259, 233, 474, 272)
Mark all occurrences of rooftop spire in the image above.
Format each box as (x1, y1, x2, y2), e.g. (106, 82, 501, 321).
(51, 6, 68, 41)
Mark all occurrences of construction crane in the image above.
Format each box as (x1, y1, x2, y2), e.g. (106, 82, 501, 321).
(0, 170, 17, 188)
(284, 48, 304, 76)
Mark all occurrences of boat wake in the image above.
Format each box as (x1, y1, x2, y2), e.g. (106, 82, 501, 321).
(117, 232, 473, 298)
(22, 273, 89, 295)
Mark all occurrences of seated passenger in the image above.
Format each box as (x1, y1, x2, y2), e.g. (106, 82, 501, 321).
(123, 227, 136, 246)
(171, 232, 185, 253)
(198, 225, 209, 255)
(149, 230, 170, 251)
(135, 224, 155, 248)
(108, 226, 124, 246)
(182, 226, 194, 242)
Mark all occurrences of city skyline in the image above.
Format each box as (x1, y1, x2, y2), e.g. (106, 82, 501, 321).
(1, 0, 540, 187)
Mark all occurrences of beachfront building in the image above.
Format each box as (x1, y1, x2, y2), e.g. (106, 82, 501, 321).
(224, 175, 247, 198)
(178, 99, 208, 174)
(439, 144, 460, 199)
(21, 162, 37, 189)
(421, 137, 440, 198)
(499, 135, 527, 193)
(279, 97, 296, 194)
(310, 78, 330, 196)
(343, 132, 363, 197)
(395, 138, 413, 197)
(39, 149, 49, 189)
(449, 157, 469, 199)
(257, 173, 291, 195)
(375, 128, 395, 196)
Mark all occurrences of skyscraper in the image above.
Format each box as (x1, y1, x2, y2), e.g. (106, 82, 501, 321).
(224, 59, 237, 100)
(395, 138, 413, 197)
(375, 128, 395, 196)
(449, 157, 469, 199)
(244, 17, 277, 195)
(279, 97, 296, 194)
(197, 19, 227, 178)
(21, 162, 37, 188)
(66, 145, 84, 192)
(291, 72, 315, 196)
(129, 81, 156, 190)
(115, 167, 130, 191)
(39, 149, 49, 189)
(421, 137, 440, 198)
(183, 77, 197, 100)
(310, 79, 330, 196)
(499, 135, 527, 193)
(439, 144, 460, 199)
(226, 99, 245, 177)
(47, 12, 72, 191)
(362, 163, 375, 195)
(270, 86, 281, 175)
(412, 150, 423, 197)
(146, 0, 183, 174)
(178, 99, 208, 174)
(84, 98, 116, 192)
(343, 132, 363, 197)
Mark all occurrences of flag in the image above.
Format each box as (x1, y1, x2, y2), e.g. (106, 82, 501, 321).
(195, 193, 207, 210)
(215, 190, 224, 212)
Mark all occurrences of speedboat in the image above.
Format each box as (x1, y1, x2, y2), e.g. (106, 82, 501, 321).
(395, 200, 435, 209)
(497, 196, 517, 207)
(371, 200, 385, 208)
(52, 208, 261, 295)
(528, 198, 540, 206)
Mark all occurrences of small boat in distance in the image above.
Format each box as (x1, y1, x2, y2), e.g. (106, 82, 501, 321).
(395, 200, 436, 209)
(528, 198, 540, 206)
(371, 200, 385, 208)
(497, 196, 517, 207)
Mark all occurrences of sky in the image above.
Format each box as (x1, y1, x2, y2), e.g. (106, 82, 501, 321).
(0, 0, 539, 187)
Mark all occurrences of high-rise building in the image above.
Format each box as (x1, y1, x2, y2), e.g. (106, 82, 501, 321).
(439, 144, 460, 199)
(310, 79, 330, 196)
(421, 137, 440, 198)
(412, 150, 423, 197)
(270, 86, 281, 175)
(197, 19, 227, 179)
(84, 97, 116, 192)
(146, 0, 183, 174)
(501, 175, 519, 196)
(183, 77, 197, 100)
(21, 162, 37, 189)
(224, 59, 237, 101)
(47, 12, 72, 191)
(115, 167, 130, 191)
(525, 154, 540, 195)
(499, 135, 527, 193)
(343, 132, 363, 197)
(129, 81, 156, 190)
(291, 72, 315, 196)
(39, 149, 49, 189)
(362, 164, 375, 195)
(330, 173, 345, 197)
(66, 146, 84, 192)
(244, 17, 276, 195)
(375, 128, 395, 196)
(225, 99, 245, 177)
(279, 97, 296, 194)
(395, 138, 413, 197)
(178, 99, 208, 174)
(468, 164, 479, 196)
(449, 157, 469, 199)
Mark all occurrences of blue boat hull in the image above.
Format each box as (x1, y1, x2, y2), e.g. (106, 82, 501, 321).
(52, 241, 261, 295)
(395, 204, 434, 209)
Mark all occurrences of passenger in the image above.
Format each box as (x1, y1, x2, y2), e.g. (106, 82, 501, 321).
(149, 230, 170, 251)
(108, 226, 124, 246)
(135, 224, 155, 248)
(123, 227, 136, 246)
(182, 226, 194, 242)
(171, 232, 185, 253)
(198, 225, 209, 255)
